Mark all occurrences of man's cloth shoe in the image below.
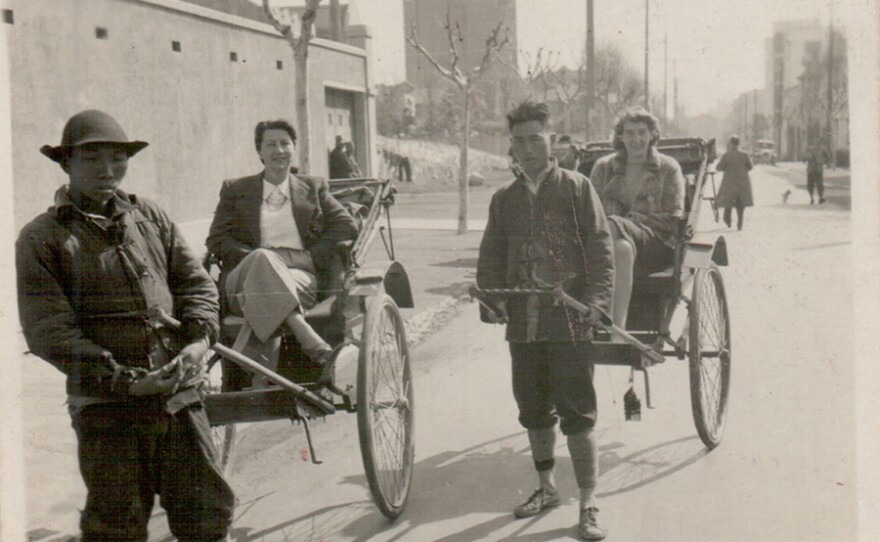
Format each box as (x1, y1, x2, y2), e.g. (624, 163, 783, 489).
(578, 507, 606, 540)
(513, 488, 561, 518)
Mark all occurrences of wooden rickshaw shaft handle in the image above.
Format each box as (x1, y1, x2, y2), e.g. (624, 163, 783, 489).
(470, 285, 665, 365)
(147, 308, 336, 414)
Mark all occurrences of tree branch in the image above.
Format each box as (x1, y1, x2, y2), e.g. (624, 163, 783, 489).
(407, 24, 466, 88)
(443, 13, 466, 84)
(262, 0, 321, 53)
(262, 0, 297, 47)
(469, 22, 510, 86)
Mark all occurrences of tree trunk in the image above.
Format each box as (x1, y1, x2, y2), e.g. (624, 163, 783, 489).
(295, 46, 310, 173)
(329, 0, 341, 41)
(563, 103, 572, 135)
(458, 88, 471, 234)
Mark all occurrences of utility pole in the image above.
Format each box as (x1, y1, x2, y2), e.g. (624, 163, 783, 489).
(663, 33, 668, 126)
(673, 60, 679, 133)
(585, 0, 595, 139)
(644, 0, 650, 109)
(826, 5, 834, 164)
(753, 89, 758, 147)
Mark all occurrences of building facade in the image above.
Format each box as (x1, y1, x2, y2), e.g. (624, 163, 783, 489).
(761, 19, 849, 160)
(5, 0, 374, 229)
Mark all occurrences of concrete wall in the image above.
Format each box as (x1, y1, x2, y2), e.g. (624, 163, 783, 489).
(7, 0, 370, 233)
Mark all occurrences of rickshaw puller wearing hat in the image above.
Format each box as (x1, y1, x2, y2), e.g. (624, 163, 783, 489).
(16, 110, 234, 542)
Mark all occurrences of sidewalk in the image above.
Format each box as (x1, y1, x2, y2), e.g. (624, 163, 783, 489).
(755, 161, 850, 208)
(768, 161, 851, 187)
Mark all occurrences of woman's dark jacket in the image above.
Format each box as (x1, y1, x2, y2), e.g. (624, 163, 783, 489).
(206, 172, 358, 280)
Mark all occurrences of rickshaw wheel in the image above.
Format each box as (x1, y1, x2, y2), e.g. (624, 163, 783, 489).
(206, 352, 237, 474)
(357, 294, 414, 519)
(688, 264, 731, 449)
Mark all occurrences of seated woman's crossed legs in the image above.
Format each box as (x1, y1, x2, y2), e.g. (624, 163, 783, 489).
(225, 248, 338, 370)
(608, 221, 635, 334)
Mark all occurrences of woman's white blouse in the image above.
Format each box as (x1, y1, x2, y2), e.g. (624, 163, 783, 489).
(260, 177, 305, 250)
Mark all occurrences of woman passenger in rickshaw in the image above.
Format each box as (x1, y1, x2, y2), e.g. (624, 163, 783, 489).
(589, 108, 685, 333)
(206, 120, 358, 375)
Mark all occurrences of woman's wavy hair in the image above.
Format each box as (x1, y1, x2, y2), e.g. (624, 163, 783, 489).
(611, 107, 661, 151)
(254, 119, 297, 152)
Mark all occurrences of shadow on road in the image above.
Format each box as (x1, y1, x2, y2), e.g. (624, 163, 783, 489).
(232, 431, 708, 542)
(596, 435, 706, 498)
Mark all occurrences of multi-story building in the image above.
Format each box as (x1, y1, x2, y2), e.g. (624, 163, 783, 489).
(762, 19, 843, 160)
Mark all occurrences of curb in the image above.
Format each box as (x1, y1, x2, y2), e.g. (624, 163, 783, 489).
(403, 295, 470, 350)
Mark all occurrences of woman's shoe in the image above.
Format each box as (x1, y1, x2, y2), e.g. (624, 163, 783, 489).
(306, 344, 345, 385)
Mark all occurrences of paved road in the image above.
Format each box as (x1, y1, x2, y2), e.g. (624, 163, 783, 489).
(22, 164, 856, 541)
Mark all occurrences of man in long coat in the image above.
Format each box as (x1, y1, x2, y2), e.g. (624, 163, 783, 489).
(716, 135, 754, 230)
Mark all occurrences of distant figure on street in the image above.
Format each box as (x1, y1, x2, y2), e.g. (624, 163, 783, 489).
(477, 101, 614, 541)
(16, 110, 235, 541)
(804, 144, 830, 204)
(398, 154, 412, 183)
(329, 134, 355, 179)
(715, 135, 754, 230)
(557, 135, 581, 171)
(343, 141, 363, 177)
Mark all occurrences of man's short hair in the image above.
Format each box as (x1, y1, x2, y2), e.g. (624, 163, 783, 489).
(254, 120, 297, 151)
(612, 107, 661, 151)
(729, 135, 740, 146)
(506, 101, 551, 131)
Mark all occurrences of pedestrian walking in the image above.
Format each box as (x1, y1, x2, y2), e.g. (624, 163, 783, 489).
(16, 110, 235, 541)
(715, 135, 754, 229)
(804, 144, 829, 204)
(477, 101, 614, 541)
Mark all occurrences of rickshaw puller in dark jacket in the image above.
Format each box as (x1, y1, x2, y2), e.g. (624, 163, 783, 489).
(477, 101, 614, 541)
(16, 110, 234, 542)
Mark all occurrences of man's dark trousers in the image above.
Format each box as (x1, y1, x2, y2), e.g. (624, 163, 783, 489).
(72, 400, 235, 542)
(510, 341, 597, 435)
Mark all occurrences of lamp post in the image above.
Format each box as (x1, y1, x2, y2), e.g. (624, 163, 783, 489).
(585, 0, 594, 139)
(644, 0, 649, 109)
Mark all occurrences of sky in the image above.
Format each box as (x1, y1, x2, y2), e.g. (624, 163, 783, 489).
(258, 0, 853, 116)
(515, 0, 848, 116)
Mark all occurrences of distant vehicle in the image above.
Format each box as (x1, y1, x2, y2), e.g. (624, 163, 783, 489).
(753, 139, 776, 165)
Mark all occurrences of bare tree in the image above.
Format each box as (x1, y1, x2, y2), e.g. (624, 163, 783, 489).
(262, 0, 321, 174)
(498, 48, 558, 101)
(408, 14, 509, 234)
(592, 44, 644, 137)
(546, 63, 587, 135)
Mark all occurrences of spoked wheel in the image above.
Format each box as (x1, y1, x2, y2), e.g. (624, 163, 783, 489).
(357, 294, 414, 519)
(688, 264, 731, 449)
(205, 352, 236, 474)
